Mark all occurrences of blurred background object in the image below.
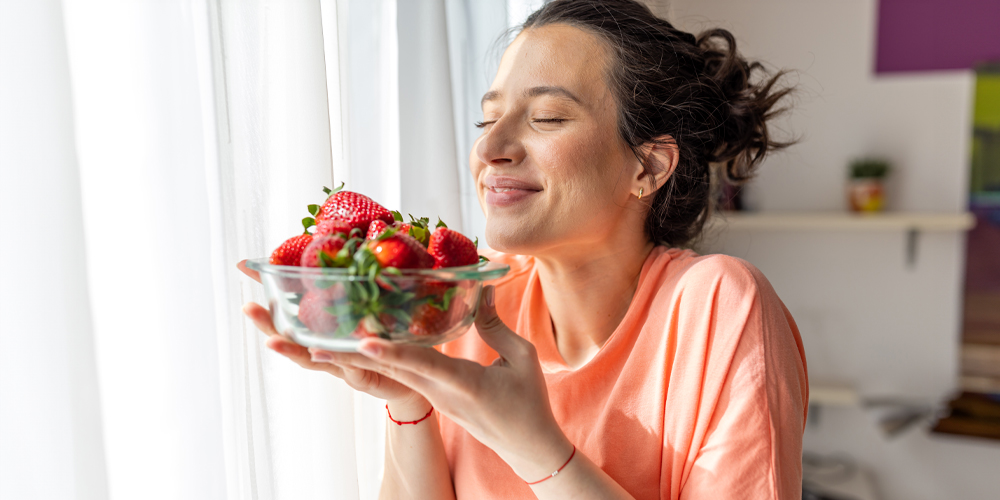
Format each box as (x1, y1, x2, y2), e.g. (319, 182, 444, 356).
(847, 158, 891, 213)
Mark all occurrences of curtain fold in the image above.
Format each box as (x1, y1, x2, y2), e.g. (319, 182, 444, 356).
(0, 1, 108, 499)
(59, 0, 228, 498)
(2, 1, 517, 499)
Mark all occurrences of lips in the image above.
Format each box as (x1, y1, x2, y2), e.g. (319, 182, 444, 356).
(484, 176, 541, 207)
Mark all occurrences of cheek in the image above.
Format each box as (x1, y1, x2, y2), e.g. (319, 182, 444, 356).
(533, 128, 622, 206)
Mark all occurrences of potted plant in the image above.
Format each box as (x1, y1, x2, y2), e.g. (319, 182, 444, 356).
(848, 158, 890, 212)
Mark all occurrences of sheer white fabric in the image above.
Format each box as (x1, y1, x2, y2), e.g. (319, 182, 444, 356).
(0, 0, 517, 498)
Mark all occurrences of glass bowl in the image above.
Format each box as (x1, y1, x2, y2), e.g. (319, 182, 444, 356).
(246, 258, 510, 351)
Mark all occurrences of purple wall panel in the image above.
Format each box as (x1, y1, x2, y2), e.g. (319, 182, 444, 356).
(877, 0, 1000, 73)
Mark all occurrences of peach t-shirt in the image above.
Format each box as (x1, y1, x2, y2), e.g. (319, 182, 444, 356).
(438, 246, 808, 499)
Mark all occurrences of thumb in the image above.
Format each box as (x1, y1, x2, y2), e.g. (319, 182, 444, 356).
(474, 285, 531, 361)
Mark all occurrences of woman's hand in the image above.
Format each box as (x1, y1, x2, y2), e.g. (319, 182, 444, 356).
(237, 260, 426, 412)
(333, 285, 574, 482)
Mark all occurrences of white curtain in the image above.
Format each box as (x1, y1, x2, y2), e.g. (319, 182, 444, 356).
(0, 0, 525, 498)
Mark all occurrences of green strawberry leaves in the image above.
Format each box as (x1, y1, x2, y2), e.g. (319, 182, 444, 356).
(426, 286, 458, 311)
(322, 182, 345, 198)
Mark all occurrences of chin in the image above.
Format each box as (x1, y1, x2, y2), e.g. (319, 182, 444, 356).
(484, 219, 544, 255)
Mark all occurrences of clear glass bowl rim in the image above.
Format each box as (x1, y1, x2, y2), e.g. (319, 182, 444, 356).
(246, 257, 510, 281)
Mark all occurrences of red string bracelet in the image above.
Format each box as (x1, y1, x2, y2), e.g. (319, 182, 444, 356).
(385, 404, 434, 426)
(525, 445, 576, 485)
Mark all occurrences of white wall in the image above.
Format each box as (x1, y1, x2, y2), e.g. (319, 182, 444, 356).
(669, 1, 1000, 499)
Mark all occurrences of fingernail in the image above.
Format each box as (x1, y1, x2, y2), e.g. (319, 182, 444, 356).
(486, 285, 495, 307)
(311, 351, 333, 362)
(358, 342, 382, 358)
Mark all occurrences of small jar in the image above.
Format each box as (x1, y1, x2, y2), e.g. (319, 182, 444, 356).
(848, 178, 885, 212)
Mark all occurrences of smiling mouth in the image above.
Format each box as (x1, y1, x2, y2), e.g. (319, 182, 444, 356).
(484, 185, 541, 207)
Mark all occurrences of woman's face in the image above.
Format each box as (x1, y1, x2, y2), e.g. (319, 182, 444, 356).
(471, 24, 642, 256)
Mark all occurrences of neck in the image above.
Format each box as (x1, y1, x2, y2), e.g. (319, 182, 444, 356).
(534, 236, 655, 369)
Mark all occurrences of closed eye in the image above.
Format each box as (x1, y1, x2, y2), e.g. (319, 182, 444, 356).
(474, 120, 496, 128)
(532, 118, 566, 123)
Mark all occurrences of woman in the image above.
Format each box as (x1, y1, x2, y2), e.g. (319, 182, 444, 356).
(244, 1, 807, 498)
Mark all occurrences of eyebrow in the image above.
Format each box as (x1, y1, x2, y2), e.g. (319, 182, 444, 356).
(480, 86, 582, 108)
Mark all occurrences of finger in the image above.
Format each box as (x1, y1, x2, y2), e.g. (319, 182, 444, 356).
(311, 348, 417, 396)
(356, 338, 478, 391)
(242, 302, 280, 337)
(474, 285, 534, 362)
(237, 259, 262, 283)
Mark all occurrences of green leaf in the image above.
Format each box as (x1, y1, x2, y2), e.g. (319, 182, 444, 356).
(349, 227, 363, 239)
(383, 267, 402, 276)
(441, 286, 458, 310)
(335, 315, 360, 338)
(379, 275, 401, 293)
(381, 291, 416, 307)
(426, 287, 458, 311)
(391, 210, 403, 222)
(377, 226, 398, 241)
(479, 255, 490, 263)
(387, 308, 412, 325)
(318, 250, 336, 268)
(323, 182, 345, 198)
(409, 226, 429, 246)
(473, 237, 479, 248)
(308, 204, 320, 216)
(436, 218, 447, 228)
(302, 217, 315, 233)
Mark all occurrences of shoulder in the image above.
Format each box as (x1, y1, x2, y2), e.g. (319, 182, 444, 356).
(663, 250, 765, 300)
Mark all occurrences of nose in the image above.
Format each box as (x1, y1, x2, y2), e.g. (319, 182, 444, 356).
(475, 117, 526, 168)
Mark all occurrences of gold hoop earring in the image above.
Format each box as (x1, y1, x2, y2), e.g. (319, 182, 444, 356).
(637, 188, 644, 200)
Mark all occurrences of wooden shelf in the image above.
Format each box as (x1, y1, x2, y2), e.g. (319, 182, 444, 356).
(708, 211, 975, 232)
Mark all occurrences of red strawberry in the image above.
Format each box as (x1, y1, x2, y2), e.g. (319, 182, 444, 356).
(270, 233, 313, 266)
(300, 233, 347, 268)
(315, 190, 394, 236)
(427, 227, 479, 269)
(367, 220, 417, 241)
(367, 232, 434, 269)
(367, 220, 388, 240)
(392, 221, 413, 235)
(298, 291, 338, 333)
(409, 303, 451, 336)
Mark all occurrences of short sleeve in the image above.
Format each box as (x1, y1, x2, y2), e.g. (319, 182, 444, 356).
(664, 256, 808, 500)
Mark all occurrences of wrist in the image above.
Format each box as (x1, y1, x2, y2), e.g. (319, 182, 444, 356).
(385, 395, 432, 422)
(503, 429, 574, 483)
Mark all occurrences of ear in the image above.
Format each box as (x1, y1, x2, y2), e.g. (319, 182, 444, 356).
(630, 136, 679, 198)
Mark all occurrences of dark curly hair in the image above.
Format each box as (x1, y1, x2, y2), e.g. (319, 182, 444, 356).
(521, 0, 793, 247)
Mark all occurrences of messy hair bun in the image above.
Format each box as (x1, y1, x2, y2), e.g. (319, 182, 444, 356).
(522, 0, 793, 246)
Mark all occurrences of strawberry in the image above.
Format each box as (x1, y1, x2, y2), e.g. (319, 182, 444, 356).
(300, 233, 347, 268)
(270, 233, 313, 266)
(367, 231, 434, 269)
(315, 187, 394, 236)
(305, 281, 346, 301)
(409, 302, 451, 336)
(367, 220, 418, 242)
(367, 220, 388, 240)
(427, 225, 479, 269)
(393, 221, 413, 234)
(298, 290, 339, 333)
